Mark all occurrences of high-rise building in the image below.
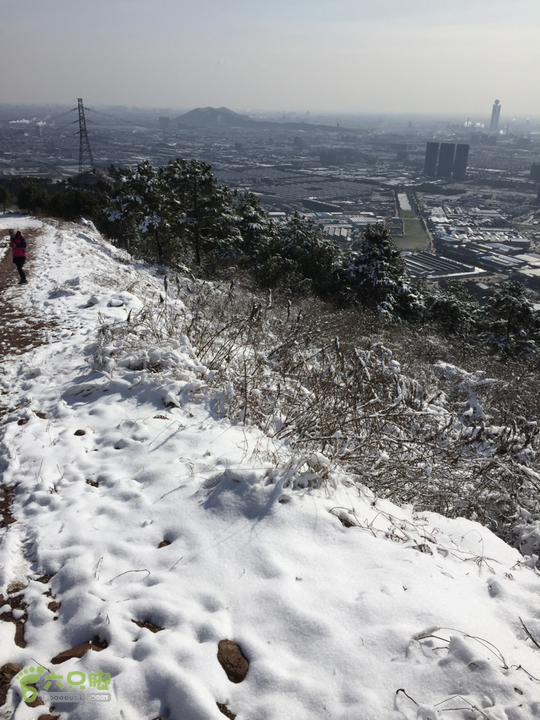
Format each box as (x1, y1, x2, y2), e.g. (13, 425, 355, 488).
(490, 100, 501, 134)
(423, 142, 439, 177)
(437, 143, 455, 177)
(529, 162, 540, 183)
(452, 144, 469, 180)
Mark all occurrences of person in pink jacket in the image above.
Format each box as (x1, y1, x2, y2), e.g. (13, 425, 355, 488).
(8, 229, 27, 284)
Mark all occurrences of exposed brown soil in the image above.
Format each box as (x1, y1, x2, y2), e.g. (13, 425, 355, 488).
(337, 514, 355, 528)
(0, 228, 83, 714)
(0, 662, 21, 706)
(0, 230, 60, 667)
(25, 694, 45, 709)
(0, 591, 27, 648)
(0, 484, 16, 526)
(0, 230, 58, 430)
(0, 232, 55, 358)
(34, 574, 54, 585)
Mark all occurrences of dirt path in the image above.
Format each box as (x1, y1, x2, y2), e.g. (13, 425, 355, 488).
(0, 230, 57, 421)
(0, 229, 63, 717)
(0, 231, 56, 357)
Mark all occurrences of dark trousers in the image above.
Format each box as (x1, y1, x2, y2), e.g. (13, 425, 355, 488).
(13, 257, 26, 283)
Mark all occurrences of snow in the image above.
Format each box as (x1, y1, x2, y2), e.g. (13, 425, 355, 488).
(1, 216, 540, 720)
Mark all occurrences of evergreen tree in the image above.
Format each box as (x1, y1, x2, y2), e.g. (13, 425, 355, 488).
(0, 185, 12, 212)
(475, 280, 540, 356)
(17, 184, 51, 214)
(425, 280, 477, 336)
(161, 159, 240, 266)
(107, 161, 176, 264)
(107, 159, 241, 267)
(49, 188, 99, 222)
(336, 224, 423, 320)
(254, 213, 338, 294)
(233, 191, 276, 263)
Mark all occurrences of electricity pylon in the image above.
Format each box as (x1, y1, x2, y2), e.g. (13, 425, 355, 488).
(77, 98, 94, 174)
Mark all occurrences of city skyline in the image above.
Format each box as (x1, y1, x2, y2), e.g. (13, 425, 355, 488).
(1, 0, 539, 117)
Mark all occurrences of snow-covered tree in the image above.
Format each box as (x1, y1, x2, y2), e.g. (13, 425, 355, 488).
(254, 213, 339, 294)
(336, 224, 424, 320)
(162, 158, 240, 266)
(107, 160, 175, 263)
(475, 280, 540, 356)
(107, 159, 241, 267)
(232, 191, 276, 263)
(425, 280, 477, 336)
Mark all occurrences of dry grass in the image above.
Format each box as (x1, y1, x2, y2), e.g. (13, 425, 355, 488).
(96, 272, 540, 555)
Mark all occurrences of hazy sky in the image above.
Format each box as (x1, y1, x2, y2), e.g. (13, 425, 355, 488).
(2, 0, 539, 118)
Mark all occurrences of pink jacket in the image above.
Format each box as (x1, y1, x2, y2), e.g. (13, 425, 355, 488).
(11, 231, 27, 258)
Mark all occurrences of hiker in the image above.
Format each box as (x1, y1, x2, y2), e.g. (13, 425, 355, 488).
(8, 229, 27, 284)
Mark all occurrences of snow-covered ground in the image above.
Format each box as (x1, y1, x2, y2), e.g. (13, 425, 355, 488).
(1, 216, 540, 720)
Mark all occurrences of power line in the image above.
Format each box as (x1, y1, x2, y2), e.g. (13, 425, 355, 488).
(45, 107, 78, 122)
(85, 106, 155, 130)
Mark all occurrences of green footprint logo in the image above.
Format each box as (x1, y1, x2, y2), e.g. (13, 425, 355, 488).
(16, 666, 45, 703)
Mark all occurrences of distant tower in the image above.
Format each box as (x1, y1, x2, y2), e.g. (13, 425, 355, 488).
(77, 98, 94, 174)
(452, 144, 469, 181)
(490, 99, 501, 134)
(437, 143, 455, 178)
(423, 142, 439, 177)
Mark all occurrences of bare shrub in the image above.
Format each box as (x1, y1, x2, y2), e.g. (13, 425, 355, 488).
(95, 273, 540, 556)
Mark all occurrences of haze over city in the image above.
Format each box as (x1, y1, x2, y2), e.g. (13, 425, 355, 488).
(2, 0, 539, 117)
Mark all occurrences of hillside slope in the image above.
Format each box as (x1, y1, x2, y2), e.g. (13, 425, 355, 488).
(0, 217, 540, 720)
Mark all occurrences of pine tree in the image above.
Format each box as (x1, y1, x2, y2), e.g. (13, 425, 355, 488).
(425, 280, 477, 336)
(475, 280, 540, 356)
(0, 185, 12, 212)
(49, 188, 99, 222)
(107, 159, 241, 267)
(254, 213, 338, 294)
(162, 159, 240, 266)
(233, 191, 276, 263)
(336, 224, 423, 320)
(17, 184, 51, 214)
(107, 161, 174, 263)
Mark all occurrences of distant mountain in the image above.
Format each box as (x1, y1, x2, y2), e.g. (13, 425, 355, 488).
(175, 106, 356, 133)
(175, 107, 253, 128)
